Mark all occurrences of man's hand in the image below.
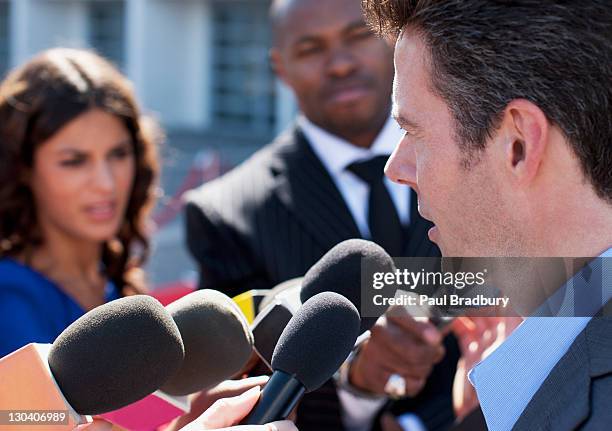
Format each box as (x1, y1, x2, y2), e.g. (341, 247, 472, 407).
(179, 386, 298, 431)
(349, 306, 446, 397)
(451, 316, 522, 420)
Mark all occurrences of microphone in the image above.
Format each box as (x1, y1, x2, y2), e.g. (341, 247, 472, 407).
(300, 239, 396, 332)
(258, 277, 303, 313)
(162, 289, 254, 394)
(251, 298, 294, 370)
(99, 290, 254, 431)
(247, 279, 302, 376)
(240, 291, 361, 425)
(232, 290, 269, 324)
(250, 239, 395, 373)
(0, 295, 185, 430)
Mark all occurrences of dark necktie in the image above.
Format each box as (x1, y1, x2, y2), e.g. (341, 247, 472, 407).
(347, 155, 404, 256)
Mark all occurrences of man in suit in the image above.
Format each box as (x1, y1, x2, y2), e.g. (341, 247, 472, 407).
(185, 0, 460, 429)
(363, 0, 612, 429)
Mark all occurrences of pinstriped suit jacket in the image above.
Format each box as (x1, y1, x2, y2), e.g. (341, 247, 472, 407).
(184, 127, 458, 431)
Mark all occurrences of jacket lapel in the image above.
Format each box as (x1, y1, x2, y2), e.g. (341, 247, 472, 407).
(271, 127, 361, 252)
(585, 315, 612, 379)
(513, 313, 612, 430)
(271, 128, 438, 257)
(512, 330, 591, 431)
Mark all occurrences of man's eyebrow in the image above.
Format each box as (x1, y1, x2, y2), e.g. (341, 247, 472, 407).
(342, 20, 370, 34)
(292, 20, 369, 46)
(293, 35, 321, 46)
(393, 113, 421, 131)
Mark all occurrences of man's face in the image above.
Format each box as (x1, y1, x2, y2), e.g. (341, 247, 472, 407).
(271, 0, 394, 138)
(386, 31, 520, 257)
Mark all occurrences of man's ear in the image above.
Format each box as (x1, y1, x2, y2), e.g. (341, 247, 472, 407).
(269, 48, 287, 83)
(499, 99, 550, 185)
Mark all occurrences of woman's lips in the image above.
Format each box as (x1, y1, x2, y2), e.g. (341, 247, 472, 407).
(84, 202, 116, 222)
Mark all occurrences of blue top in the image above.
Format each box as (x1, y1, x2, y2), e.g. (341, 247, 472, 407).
(0, 258, 121, 358)
(468, 248, 612, 431)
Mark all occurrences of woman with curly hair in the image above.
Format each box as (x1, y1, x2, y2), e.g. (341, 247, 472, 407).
(0, 47, 300, 431)
(0, 48, 159, 358)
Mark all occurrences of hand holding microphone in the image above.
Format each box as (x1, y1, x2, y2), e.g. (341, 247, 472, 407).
(299, 239, 446, 399)
(241, 291, 361, 425)
(166, 376, 270, 431)
(83, 386, 298, 431)
(179, 386, 297, 431)
(350, 305, 446, 397)
(451, 316, 522, 420)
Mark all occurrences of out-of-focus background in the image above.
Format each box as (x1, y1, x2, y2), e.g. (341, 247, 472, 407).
(0, 0, 298, 293)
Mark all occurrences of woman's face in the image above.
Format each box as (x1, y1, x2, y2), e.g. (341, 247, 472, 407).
(30, 109, 136, 244)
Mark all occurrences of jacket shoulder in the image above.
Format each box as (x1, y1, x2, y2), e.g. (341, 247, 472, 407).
(184, 129, 298, 226)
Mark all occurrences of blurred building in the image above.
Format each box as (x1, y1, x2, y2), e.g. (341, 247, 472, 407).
(1, 0, 296, 138)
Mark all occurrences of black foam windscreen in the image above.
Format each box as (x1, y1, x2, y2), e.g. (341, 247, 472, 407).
(161, 290, 254, 396)
(48, 295, 185, 415)
(252, 301, 294, 367)
(300, 239, 396, 331)
(271, 292, 360, 392)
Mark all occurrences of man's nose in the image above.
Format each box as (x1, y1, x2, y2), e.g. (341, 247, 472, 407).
(385, 136, 418, 190)
(326, 47, 357, 78)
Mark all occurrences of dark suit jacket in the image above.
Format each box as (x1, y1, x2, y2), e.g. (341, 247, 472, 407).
(185, 127, 459, 431)
(513, 310, 612, 430)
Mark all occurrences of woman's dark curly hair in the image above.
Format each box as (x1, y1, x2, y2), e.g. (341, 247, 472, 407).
(0, 48, 160, 294)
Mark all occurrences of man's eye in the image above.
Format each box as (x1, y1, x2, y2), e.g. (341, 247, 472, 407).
(349, 30, 373, 41)
(398, 125, 418, 138)
(398, 126, 410, 135)
(296, 45, 322, 56)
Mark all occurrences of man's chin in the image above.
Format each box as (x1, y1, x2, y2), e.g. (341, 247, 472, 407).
(428, 226, 453, 257)
(428, 225, 440, 244)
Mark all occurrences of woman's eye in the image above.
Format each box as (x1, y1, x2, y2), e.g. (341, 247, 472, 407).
(60, 158, 85, 167)
(111, 147, 133, 159)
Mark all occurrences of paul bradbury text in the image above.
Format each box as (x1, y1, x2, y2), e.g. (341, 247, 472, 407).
(372, 293, 510, 309)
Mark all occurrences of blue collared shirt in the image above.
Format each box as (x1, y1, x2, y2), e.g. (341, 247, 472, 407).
(468, 248, 612, 431)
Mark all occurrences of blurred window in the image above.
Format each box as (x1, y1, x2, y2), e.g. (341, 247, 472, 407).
(211, 0, 276, 137)
(87, 0, 125, 69)
(0, 1, 9, 79)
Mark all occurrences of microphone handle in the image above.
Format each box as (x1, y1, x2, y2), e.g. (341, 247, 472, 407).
(240, 370, 305, 424)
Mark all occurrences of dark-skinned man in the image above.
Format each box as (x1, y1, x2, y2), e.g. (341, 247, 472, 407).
(184, 1, 459, 430)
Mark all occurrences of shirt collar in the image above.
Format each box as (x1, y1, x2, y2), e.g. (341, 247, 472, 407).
(298, 115, 402, 176)
(468, 247, 612, 431)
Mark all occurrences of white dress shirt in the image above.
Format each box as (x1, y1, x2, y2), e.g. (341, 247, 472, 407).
(298, 115, 410, 239)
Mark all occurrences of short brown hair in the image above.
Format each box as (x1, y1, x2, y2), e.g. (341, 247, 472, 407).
(0, 48, 160, 293)
(363, 0, 612, 202)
